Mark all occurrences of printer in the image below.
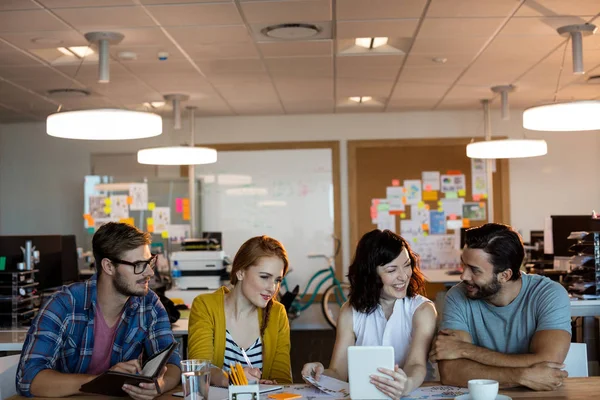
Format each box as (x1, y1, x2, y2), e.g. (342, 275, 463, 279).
(171, 250, 225, 290)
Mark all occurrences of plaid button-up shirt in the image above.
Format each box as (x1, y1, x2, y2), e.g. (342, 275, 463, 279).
(16, 274, 181, 397)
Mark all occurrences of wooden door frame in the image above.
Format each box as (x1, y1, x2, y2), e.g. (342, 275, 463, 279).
(347, 138, 511, 247)
(181, 141, 343, 280)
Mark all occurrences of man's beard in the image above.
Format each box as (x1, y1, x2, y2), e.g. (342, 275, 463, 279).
(114, 269, 149, 297)
(464, 274, 501, 300)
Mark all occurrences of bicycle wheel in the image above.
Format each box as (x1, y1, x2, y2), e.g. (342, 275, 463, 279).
(322, 283, 350, 329)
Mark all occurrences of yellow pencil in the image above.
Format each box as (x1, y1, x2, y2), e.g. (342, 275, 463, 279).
(236, 362, 248, 385)
(229, 364, 239, 385)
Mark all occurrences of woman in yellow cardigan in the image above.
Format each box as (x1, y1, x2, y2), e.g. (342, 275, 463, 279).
(188, 236, 292, 386)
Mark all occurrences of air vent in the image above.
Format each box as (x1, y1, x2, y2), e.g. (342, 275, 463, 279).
(47, 88, 91, 97)
(261, 23, 321, 39)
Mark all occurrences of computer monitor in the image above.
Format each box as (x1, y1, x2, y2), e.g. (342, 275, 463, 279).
(549, 215, 592, 257)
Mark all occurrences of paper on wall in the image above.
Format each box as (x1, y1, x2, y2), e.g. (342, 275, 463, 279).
(440, 198, 464, 217)
(377, 211, 396, 233)
(429, 210, 446, 235)
(152, 207, 171, 233)
(404, 234, 460, 269)
(89, 195, 108, 219)
(129, 183, 148, 211)
(440, 174, 466, 193)
(447, 219, 463, 230)
(386, 187, 405, 212)
(401, 220, 424, 236)
(463, 202, 486, 220)
(109, 195, 129, 219)
(422, 171, 441, 191)
(404, 180, 422, 205)
(472, 172, 488, 196)
(414, 208, 430, 226)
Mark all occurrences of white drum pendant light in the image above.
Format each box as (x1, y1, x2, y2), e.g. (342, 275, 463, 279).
(523, 24, 600, 132)
(47, 109, 162, 140)
(466, 139, 548, 159)
(137, 98, 217, 165)
(467, 97, 547, 159)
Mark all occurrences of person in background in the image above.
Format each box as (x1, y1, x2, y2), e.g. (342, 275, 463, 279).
(431, 223, 571, 391)
(302, 229, 437, 400)
(16, 222, 181, 399)
(188, 236, 292, 386)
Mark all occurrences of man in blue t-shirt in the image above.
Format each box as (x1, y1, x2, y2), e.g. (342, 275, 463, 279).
(430, 223, 571, 391)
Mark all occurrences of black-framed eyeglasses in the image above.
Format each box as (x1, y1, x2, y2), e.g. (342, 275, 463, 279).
(109, 254, 158, 275)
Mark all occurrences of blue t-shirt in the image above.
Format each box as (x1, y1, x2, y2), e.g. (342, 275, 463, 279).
(440, 273, 571, 354)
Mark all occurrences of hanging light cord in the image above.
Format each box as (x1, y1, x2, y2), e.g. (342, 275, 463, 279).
(552, 37, 570, 103)
(56, 45, 91, 112)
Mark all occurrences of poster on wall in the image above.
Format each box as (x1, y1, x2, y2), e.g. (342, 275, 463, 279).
(377, 211, 396, 233)
(401, 220, 424, 236)
(463, 202, 486, 220)
(386, 186, 405, 212)
(403, 180, 422, 205)
(89, 195, 108, 219)
(129, 183, 149, 211)
(429, 211, 446, 235)
(441, 174, 466, 193)
(414, 208, 430, 226)
(152, 207, 171, 233)
(109, 195, 129, 219)
(422, 171, 440, 191)
(440, 198, 464, 217)
(406, 234, 460, 269)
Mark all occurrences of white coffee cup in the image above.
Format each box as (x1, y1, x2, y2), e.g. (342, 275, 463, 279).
(468, 379, 499, 400)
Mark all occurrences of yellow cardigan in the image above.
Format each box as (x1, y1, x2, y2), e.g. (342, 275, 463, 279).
(187, 287, 292, 384)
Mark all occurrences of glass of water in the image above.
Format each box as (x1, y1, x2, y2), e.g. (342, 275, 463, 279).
(180, 359, 211, 400)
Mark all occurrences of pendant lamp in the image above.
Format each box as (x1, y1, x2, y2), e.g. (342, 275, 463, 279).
(523, 24, 600, 132)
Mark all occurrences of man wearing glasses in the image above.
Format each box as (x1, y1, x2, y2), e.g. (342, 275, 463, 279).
(16, 222, 181, 399)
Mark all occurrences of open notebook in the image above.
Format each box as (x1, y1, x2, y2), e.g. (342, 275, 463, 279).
(81, 342, 178, 397)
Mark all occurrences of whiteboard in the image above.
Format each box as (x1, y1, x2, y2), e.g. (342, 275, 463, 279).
(198, 148, 335, 292)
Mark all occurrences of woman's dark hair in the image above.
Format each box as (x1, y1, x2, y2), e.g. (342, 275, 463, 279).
(230, 236, 289, 336)
(348, 229, 425, 314)
(465, 223, 524, 281)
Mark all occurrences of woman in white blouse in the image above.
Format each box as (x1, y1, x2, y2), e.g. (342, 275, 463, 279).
(302, 229, 437, 400)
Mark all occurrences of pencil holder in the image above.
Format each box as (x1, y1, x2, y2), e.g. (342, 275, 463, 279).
(228, 381, 259, 400)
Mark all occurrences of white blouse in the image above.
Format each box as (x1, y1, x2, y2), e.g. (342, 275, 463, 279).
(352, 295, 432, 369)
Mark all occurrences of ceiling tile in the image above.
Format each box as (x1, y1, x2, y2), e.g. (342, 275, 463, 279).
(336, 0, 427, 20)
(515, 0, 600, 17)
(274, 77, 333, 99)
(284, 99, 334, 114)
(0, 30, 86, 49)
(391, 82, 449, 100)
(336, 77, 394, 97)
(195, 58, 265, 75)
(38, 0, 134, 7)
(411, 35, 489, 54)
(265, 56, 332, 76)
(500, 16, 590, 36)
(427, 0, 519, 17)
(387, 98, 437, 110)
(240, 0, 331, 24)
(336, 55, 402, 79)
(0, 10, 69, 32)
(419, 18, 505, 37)
(147, 3, 242, 26)
(53, 6, 156, 30)
(259, 40, 332, 57)
(139, 0, 231, 4)
(404, 53, 474, 67)
(337, 19, 419, 39)
(111, 45, 187, 62)
(166, 25, 251, 45)
(400, 66, 464, 85)
(231, 102, 284, 115)
(0, 1, 42, 11)
(185, 42, 260, 59)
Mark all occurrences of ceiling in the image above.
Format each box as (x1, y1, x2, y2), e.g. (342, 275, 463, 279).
(0, 0, 599, 122)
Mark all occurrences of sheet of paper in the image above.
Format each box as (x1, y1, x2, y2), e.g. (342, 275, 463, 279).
(403, 385, 468, 400)
(303, 376, 350, 398)
(403, 180, 422, 205)
(422, 171, 440, 191)
(386, 187, 405, 212)
(401, 220, 424, 237)
(377, 212, 396, 233)
(422, 190, 438, 201)
(447, 219, 463, 230)
(463, 202, 486, 220)
(413, 209, 430, 226)
(109, 195, 129, 219)
(129, 183, 148, 211)
(440, 174, 466, 193)
(441, 198, 464, 217)
(89, 195, 108, 219)
(472, 171, 488, 197)
(429, 210, 446, 235)
(404, 234, 460, 269)
(152, 207, 171, 233)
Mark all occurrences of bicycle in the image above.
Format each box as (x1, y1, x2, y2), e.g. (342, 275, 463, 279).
(278, 237, 350, 329)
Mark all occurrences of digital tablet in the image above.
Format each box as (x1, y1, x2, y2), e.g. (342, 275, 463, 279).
(347, 346, 395, 400)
